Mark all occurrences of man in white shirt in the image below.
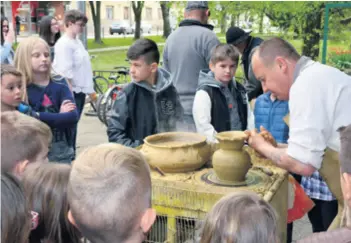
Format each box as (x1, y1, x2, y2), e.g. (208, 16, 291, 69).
(248, 37, 351, 230)
(53, 10, 94, 158)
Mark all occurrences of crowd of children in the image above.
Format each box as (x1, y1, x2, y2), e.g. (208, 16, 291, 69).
(2, 5, 351, 243)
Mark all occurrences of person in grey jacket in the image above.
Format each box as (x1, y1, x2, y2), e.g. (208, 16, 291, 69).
(163, 1, 220, 130)
(107, 39, 183, 148)
(193, 44, 254, 143)
(226, 27, 263, 101)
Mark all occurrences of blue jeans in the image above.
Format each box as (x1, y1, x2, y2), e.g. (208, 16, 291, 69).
(72, 92, 86, 159)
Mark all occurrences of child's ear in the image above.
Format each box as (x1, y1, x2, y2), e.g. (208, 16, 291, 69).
(140, 208, 156, 234)
(68, 210, 78, 228)
(14, 159, 29, 176)
(209, 62, 215, 73)
(151, 63, 158, 73)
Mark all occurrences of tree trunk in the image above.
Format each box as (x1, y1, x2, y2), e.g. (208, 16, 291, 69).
(301, 8, 322, 60)
(293, 24, 300, 39)
(89, 1, 103, 44)
(230, 14, 235, 27)
(220, 11, 227, 34)
(160, 1, 171, 38)
(259, 11, 264, 33)
(132, 1, 144, 39)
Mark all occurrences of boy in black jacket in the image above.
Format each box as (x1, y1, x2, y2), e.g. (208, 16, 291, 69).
(107, 39, 183, 148)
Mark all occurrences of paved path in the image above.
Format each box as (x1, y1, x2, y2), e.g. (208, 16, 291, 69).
(76, 106, 312, 242)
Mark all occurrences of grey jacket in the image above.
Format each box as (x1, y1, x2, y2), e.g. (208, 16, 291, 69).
(163, 19, 220, 115)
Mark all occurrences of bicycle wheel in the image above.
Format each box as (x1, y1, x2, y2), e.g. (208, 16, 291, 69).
(96, 94, 106, 124)
(102, 85, 122, 126)
(93, 76, 109, 94)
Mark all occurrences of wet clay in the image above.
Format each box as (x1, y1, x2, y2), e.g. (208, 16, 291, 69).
(212, 131, 251, 182)
(140, 132, 212, 173)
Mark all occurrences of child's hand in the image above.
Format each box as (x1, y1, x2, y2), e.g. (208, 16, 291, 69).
(60, 100, 76, 113)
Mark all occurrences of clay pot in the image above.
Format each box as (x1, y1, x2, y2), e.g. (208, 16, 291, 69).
(140, 132, 212, 173)
(212, 131, 251, 182)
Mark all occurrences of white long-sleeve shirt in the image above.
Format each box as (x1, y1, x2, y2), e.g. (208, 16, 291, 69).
(52, 34, 94, 94)
(193, 90, 254, 143)
(287, 57, 351, 169)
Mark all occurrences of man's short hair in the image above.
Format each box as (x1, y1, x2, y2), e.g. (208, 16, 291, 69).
(1, 64, 22, 79)
(256, 37, 301, 66)
(1, 111, 52, 173)
(64, 9, 88, 27)
(127, 38, 160, 64)
(210, 44, 240, 65)
(68, 143, 152, 243)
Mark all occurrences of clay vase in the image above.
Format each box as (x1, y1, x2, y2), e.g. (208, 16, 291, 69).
(212, 131, 251, 182)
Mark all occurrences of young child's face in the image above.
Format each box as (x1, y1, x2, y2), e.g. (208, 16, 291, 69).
(31, 42, 50, 74)
(210, 58, 238, 83)
(129, 57, 156, 82)
(1, 74, 23, 108)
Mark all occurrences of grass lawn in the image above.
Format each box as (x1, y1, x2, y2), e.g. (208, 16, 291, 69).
(88, 35, 166, 49)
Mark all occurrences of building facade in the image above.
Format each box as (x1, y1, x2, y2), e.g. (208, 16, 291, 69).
(69, 1, 166, 36)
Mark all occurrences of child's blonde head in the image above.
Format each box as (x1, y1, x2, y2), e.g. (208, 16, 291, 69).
(68, 143, 155, 243)
(14, 36, 51, 86)
(1, 111, 52, 174)
(200, 192, 279, 243)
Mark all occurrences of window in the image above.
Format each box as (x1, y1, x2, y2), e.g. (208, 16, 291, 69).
(158, 8, 162, 19)
(146, 7, 152, 20)
(124, 7, 129, 20)
(106, 6, 114, 20)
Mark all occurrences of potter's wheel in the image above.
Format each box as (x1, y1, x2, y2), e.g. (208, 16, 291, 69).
(198, 167, 271, 187)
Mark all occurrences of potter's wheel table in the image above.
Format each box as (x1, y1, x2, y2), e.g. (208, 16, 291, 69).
(149, 147, 289, 242)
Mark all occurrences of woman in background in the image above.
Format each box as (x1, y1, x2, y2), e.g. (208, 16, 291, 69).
(39, 16, 61, 61)
(1, 16, 15, 64)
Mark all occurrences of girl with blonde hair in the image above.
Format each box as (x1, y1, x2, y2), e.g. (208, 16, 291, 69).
(200, 192, 280, 243)
(14, 37, 78, 163)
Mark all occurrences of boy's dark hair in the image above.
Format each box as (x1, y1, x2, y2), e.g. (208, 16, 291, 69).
(1, 172, 31, 243)
(127, 38, 160, 64)
(210, 44, 240, 65)
(64, 9, 88, 28)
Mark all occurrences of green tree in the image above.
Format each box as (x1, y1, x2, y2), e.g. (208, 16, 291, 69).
(160, 1, 171, 38)
(132, 1, 144, 39)
(88, 1, 102, 44)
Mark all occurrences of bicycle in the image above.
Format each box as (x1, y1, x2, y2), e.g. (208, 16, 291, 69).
(85, 55, 110, 116)
(96, 83, 127, 125)
(96, 66, 130, 125)
(107, 66, 130, 84)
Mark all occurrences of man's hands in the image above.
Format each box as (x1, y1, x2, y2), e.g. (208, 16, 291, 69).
(245, 126, 277, 155)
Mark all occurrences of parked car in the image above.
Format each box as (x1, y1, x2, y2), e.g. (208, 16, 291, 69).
(109, 21, 134, 35)
(131, 22, 153, 34)
(141, 23, 152, 34)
